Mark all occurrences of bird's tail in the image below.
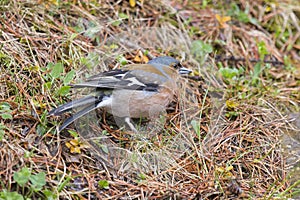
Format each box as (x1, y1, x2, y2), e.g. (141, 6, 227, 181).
(48, 95, 99, 116)
(57, 103, 100, 132)
(49, 93, 110, 131)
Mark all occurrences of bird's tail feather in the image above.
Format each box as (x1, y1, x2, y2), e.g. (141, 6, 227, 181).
(58, 103, 100, 132)
(48, 95, 99, 116)
(58, 96, 112, 132)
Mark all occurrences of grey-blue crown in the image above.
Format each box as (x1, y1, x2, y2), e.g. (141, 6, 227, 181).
(147, 56, 180, 66)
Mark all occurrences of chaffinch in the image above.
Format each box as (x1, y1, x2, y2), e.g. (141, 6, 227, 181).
(49, 56, 192, 133)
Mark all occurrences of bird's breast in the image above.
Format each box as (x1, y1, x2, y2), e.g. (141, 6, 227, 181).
(104, 88, 175, 118)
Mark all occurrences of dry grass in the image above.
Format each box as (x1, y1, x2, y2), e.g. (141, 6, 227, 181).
(0, 0, 299, 199)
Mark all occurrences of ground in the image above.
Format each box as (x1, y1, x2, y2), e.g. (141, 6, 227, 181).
(0, 0, 299, 199)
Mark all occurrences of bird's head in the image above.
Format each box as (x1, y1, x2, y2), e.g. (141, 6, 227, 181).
(147, 56, 192, 75)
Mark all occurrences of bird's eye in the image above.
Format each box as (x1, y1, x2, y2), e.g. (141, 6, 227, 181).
(171, 62, 182, 69)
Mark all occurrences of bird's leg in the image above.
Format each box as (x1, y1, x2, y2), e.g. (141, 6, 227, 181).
(124, 117, 138, 133)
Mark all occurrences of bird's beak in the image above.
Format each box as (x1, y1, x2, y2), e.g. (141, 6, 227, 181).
(179, 67, 192, 75)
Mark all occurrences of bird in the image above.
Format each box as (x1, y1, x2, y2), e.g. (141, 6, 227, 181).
(48, 56, 192, 133)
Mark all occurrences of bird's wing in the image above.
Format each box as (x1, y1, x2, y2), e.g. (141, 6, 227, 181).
(70, 64, 166, 91)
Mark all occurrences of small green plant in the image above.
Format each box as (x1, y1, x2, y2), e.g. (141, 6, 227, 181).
(111, 12, 129, 26)
(191, 120, 200, 138)
(13, 167, 31, 187)
(2, 167, 56, 199)
(201, 0, 211, 8)
(0, 190, 24, 200)
(0, 102, 13, 120)
(225, 100, 240, 119)
(0, 50, 13, 67)
(0, 123, 7, 141)
(98, 180, 109, 189)
(13, 167, 47, 191)
(80, 52, 101, 70)
(136, 173, 147, 183)
(44, 62, 75, 97)
(36, 109, 50, 135)
(227, 3, 258, 25)
(116, 55, 128, 66)
(0, 103, 12, 140)
(251, 40, 270, 85)
(218, 65, 244, 85)
(191, 40, 213, 65)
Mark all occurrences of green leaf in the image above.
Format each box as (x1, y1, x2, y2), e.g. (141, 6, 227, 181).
(117, 55, 128, 66)
(73, 18, 86, 33)
(111, 20, 121, 26)
(30, 172, 46, 192)
(68, 130, 79, 137)
(46, 62, 54, 69)
(24, 150, 34, 158)
(228, 4, 251, 23)
(101, 130, 108, 135)
(50, 62, 64, 79)
(0, 113, 12, 120)
(251, 63, 262, 85)
(143, 50, 149, 56)
(0, 191, 24, 200)
(118, 13, 129, 19)
(40, 110, 48, 125)
(219, 67, 240, 79)
(40, 66, 47, 72)
(13, 167, 31, 187)
(257, 41, 268, 60)
(191, 120, 200, 137)
(0, 102, 12, 120)
(42, 189, 57, 200)
(191, 40, 213, 65)
(111, 13, 129, 26)
(0, 124, 8, 142)
(84, 26, 101, 40)
(69, 33, 77, 41)
(253, 63, 262, 77)
(100, 145, 109, 154)
(56, 86, 71, 96)
(44, 82, 52, 90)
(0, 123, 6, 130)
(63, 70, 75, 85)
(225, 111, 239, 118)
(80, 52, 100, 70)
(0, 102, 11, 111)
(191, 40, 213, 55)
(98, 180, 109, 189)
(36, 124, 47, 135)
(108, 43, 119, 50)
(0, 129, 5, 141)
(57, 176, 72, 192)
(138, 173, 146, 180)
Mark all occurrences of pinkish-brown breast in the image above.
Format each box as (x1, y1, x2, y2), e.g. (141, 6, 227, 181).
(105, 87, 176, 118)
